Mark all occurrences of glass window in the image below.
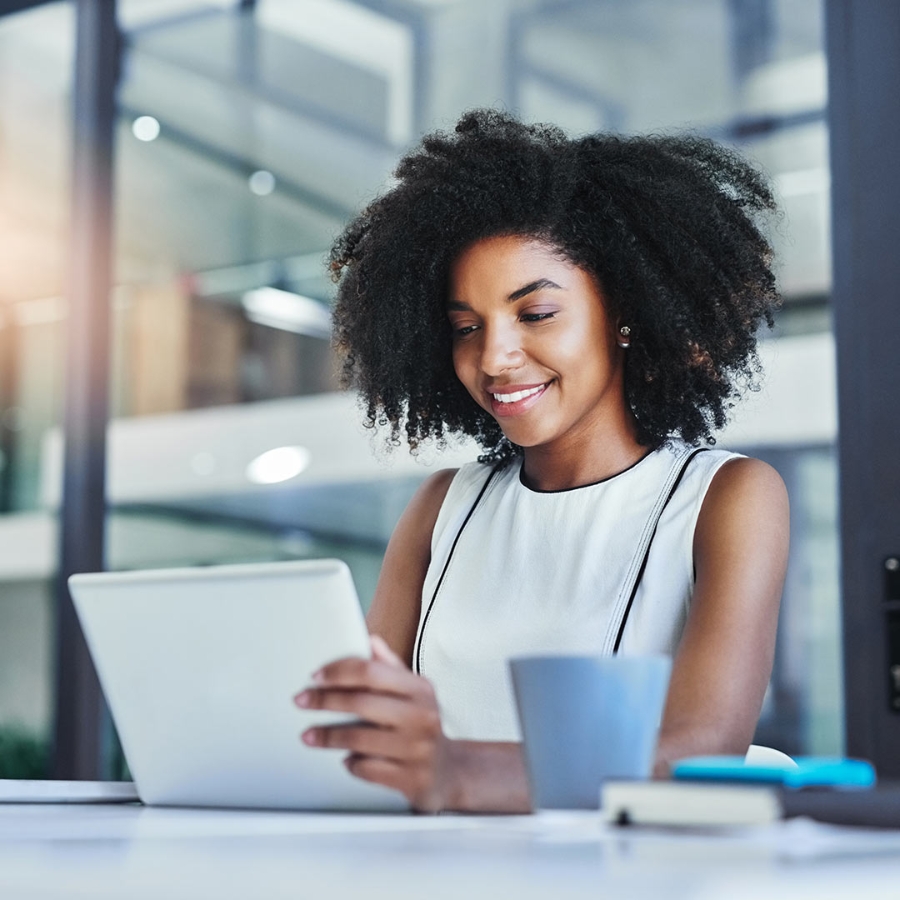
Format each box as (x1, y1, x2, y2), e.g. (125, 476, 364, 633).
(0, 0, 836, 776)
(0, 0, 74, 777)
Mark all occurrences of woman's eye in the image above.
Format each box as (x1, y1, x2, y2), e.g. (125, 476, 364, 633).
(452, 323, 479, 337)
(521, 312, 556, 323)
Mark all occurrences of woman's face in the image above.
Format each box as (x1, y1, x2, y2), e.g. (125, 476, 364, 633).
(448, 235, 628, 453)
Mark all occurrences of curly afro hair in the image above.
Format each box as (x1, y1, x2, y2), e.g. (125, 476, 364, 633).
(330, 109, 779, 464)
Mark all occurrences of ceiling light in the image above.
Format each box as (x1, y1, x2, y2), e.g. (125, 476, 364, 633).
(246, 446, 311, 485)
(132, 116, 160, 142)
(242, 287, 332, 339)
(248, 170, 276, 196)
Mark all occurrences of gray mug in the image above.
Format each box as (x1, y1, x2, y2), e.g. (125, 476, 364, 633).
(510, 655, 672, 810)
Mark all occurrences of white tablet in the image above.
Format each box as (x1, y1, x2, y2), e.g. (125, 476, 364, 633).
(69, 559, 407, 812)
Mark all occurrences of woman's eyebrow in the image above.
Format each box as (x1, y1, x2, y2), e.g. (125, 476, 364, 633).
(446, 278, 563, 311)
(507, 278, 563, 301)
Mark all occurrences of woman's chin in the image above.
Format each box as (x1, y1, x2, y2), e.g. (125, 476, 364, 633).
(496, 425, 547, 449)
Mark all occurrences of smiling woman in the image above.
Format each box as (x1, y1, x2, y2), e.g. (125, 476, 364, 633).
(295, 110, 789, 813)
(448, 237, 632, 489)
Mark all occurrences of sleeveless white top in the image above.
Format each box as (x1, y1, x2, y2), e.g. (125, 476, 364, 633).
(412, 442, 741, 742)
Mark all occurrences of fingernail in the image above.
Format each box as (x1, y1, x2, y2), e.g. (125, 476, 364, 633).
(301, 730, 318, 746)
(294, 691, 310, 708)
(311, 669, 324, 684)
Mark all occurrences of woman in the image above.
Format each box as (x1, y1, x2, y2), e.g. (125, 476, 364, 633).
(293, 110, 790, 813)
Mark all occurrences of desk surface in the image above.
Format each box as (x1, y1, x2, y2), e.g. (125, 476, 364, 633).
(3, 804, 900, 899)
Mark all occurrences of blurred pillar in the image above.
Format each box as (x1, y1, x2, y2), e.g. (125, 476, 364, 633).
(51, 0, 119, 780)
(826, 1, 900, 772)
(0, 311, 18, 513)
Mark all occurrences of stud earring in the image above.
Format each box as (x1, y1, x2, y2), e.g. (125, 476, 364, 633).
(617, 325, 631, 349)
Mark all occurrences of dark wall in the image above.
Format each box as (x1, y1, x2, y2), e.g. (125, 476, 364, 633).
(826, 0, 900, 773)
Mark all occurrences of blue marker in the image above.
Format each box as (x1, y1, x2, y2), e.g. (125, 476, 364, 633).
(671, 756, 876, 789)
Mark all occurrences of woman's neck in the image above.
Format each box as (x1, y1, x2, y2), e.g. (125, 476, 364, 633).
(520, 418, 647, 492)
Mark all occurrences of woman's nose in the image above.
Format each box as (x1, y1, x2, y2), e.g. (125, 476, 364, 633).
(480, 323, 525, 375)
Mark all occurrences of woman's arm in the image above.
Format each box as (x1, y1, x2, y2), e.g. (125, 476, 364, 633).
(364, 468, 457, 664)
(653, 457, 790, 775)
(296, 467, 531, 812)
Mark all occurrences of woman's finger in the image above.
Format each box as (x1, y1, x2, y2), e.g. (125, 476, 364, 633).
(311, 656, 418, 697)
(302, 724, 394, 756)
(370, 634, 405, 667)
(343, 754, 414, 795)
(294, 687, 412, 728)
(303, 723, 430, 762)
(344, 754, 443, 812)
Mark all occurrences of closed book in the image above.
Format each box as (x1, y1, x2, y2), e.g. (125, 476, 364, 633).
(602, 781, 900, 829)
(602, 780, 782, 827)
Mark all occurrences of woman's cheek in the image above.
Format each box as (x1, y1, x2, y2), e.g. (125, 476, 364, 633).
(452, 353, 477, 395)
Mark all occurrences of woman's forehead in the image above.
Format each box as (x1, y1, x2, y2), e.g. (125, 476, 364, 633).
(449, 236, 576, 288)
(447, 234, 609, 313)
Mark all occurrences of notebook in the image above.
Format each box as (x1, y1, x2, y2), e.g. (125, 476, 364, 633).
(602, 781, 900, 829)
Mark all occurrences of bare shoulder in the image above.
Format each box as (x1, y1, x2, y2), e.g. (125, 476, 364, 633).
(366, 468, 458, 663)
(384, 466, 459, 579)
(703, 456, 788, 512)
(694, 456, 790, 563)
(403, 468, 459, 533)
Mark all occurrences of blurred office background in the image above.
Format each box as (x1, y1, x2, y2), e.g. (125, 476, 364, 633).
(0, 0, 836, 776)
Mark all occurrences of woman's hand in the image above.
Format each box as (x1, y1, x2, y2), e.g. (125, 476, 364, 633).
(293, 635, 459, 813)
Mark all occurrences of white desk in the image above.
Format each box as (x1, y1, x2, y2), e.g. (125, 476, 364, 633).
(2, 805, 900, 899)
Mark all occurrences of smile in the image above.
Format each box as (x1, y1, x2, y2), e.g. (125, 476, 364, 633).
(487, 382, 550, 417)
(491, 385, 546, 403)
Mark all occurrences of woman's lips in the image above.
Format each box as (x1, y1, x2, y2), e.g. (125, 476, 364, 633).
(487, 382, 550, 417)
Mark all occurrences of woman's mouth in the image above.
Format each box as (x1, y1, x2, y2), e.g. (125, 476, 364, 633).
(487, 382, 550, 417)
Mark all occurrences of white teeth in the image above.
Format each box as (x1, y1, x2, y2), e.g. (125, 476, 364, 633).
(492, 385, 545, 403)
